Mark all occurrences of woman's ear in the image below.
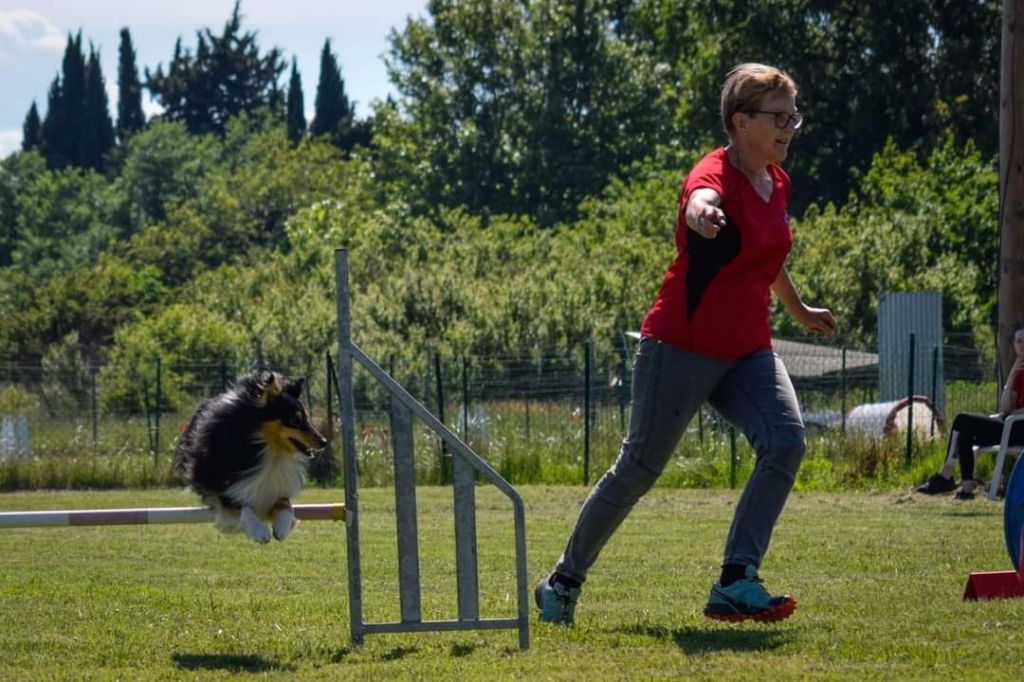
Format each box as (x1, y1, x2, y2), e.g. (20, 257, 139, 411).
(732, 110, 748, 135)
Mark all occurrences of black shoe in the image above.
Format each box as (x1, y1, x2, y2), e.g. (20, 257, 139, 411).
(916, 474, 956, 495)
(954, 488, 976, 500)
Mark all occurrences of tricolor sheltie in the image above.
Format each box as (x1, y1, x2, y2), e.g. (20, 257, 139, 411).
(173, 371, 327, 544)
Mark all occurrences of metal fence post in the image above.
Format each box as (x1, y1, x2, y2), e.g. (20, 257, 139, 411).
(462, 356, 469, 440)
(155, 356, 162, 463)
(435, 352, 450, 484)
(840, 346, 847, 434)
(325, 351, 334, 451)
(729, 426, 737, 489)
(583, 338, 592, 486)
(905, 334, 915, 467)
(91, 367, 98, 450)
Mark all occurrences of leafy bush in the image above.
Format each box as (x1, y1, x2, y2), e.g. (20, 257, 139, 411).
(99, 304, 249, 412)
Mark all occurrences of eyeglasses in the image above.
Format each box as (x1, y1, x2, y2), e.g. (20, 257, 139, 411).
(744, 110, 804, 130)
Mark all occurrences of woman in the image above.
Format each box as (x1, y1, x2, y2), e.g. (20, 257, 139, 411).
(536, 63, 836, 626)
(917, 327, 1024, 500)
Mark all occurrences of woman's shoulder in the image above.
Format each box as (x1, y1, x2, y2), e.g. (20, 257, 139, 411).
(692, 147, 728, 171)
(685, 147, 729, 184)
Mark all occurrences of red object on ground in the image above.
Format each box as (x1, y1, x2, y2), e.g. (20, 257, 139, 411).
(963, 570, 1024, 600)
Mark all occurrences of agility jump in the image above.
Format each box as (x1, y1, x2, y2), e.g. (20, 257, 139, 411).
(0, 249, 530, 651)
(0, 503, 345, 529)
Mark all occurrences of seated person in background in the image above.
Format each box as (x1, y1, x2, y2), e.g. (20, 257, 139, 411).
(917, 327, 1024, 500)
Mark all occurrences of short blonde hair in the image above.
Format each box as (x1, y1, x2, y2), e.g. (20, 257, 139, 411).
(720, 63, 798, 138)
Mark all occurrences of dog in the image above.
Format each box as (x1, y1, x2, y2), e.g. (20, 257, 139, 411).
(173, 370, 327, 544)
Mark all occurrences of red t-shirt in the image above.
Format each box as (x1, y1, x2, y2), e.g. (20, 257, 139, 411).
(640, 147, 793, 360)
(1013, 370, 1024, 411)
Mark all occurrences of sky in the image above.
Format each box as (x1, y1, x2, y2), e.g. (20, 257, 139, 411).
(0, 1, 428, 158)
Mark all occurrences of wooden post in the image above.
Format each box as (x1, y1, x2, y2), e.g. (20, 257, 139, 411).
(998, 0, 1024, 378)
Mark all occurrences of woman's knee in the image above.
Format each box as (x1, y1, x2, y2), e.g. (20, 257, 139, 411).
(594, 453, 662, 507)
(763, 424, 806, 473)
(951, 413, 972, 432)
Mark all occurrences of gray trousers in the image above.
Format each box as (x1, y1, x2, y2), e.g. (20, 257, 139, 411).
(554, 337, 806, 583)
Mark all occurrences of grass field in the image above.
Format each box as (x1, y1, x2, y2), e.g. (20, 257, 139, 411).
(1, 485, 1022, 680)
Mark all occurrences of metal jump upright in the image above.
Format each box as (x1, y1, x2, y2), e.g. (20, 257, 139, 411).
(333, 249, 530, 650)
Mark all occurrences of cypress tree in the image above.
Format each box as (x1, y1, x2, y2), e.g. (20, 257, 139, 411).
(22, 102, 42, 151)
(40, 76, 62, 164)
(40, 32, 86, 168)
(79, 48, 115, 171)
(286, 58, 305, 144)
(310, 39, 354, 149)
(116, 27, 145, 141)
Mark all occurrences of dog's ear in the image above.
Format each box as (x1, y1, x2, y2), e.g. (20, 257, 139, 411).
(284, 376, 306, 398)
(258, 372, 285, 403)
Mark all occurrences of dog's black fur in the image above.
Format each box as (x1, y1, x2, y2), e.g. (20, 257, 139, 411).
(174, 371, 326, 543)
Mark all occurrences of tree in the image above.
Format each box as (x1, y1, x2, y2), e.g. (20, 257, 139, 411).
(310, 39, 357, 150)
(41, 32, 86, 169)
(79, 48, 115, 171)
(786, 135, 998, 350)
(116, 27, 146, 141)
(379, 0, 670, 224)
(21, 102, 42, 152)
(117, 120, 223, 228)
(998, 0, 1024, 378)
(145, 1, 285, 135)
(619, 0, 1001, 214)
(285, 58, 305, 144)
(36, 35, 115, 171)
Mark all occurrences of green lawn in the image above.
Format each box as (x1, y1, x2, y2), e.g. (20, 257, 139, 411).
(1, 485, 1022, 680)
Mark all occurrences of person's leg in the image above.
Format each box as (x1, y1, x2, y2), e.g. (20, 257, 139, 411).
(917, 413, 1002, 495)
(708, 350, 805, 571)
(949, 413, 1006, 495)
(702, 350, 803, 622)
(551, 339, 732, 584)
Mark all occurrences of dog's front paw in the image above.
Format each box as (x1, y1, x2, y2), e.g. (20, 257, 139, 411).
(272, 508, 296, 541)
(240, 506, 272, 544)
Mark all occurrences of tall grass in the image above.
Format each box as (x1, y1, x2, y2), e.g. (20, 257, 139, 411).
(6, 384, 1009, 493)
(1, 419, 974, 494)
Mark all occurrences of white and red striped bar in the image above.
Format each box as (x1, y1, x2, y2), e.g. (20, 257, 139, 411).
(0, 503, 345, 529)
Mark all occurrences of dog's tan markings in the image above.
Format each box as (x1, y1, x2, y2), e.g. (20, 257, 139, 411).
(260, 420, 296, 456)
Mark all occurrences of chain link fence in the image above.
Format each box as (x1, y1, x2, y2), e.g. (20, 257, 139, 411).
(0, 336, 999, 485)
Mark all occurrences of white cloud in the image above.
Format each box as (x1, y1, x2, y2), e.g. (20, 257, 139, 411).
(0, 10, 65, 52)
(0, 129, 22, 159)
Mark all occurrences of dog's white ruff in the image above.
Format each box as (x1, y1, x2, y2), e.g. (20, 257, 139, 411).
(221, 445, 307, 543)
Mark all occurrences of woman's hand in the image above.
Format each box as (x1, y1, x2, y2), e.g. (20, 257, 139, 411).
(794, 304, 838, 338)
(685, 189, 726, 239)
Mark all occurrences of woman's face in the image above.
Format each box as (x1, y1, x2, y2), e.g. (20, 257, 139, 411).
(1015, 329, 1024, 357)
(740, 90, 799, 165)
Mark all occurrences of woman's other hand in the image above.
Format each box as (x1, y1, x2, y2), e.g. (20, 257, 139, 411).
(795, 305, 837, 338)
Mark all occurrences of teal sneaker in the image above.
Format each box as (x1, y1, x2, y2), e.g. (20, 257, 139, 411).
(534, 574, 581, 626)
(704, 565, 796, 623)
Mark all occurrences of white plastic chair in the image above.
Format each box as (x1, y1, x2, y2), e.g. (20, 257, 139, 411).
(976, 412, 1024, 500)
